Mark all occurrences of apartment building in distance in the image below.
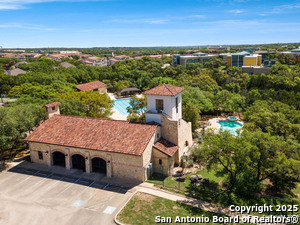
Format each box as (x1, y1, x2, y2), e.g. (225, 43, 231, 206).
(108, 55, 132, 65)
(173, 52, 219, 67)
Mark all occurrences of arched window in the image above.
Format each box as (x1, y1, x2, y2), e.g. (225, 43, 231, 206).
(159, 159, 162, 165)
(185, 141, 189, 146)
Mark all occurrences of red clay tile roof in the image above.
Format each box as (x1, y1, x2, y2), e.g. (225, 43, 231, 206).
(153, 138, 178, 157)
(76, 81, 107, 91)
(26, 115, 158, 156)
(44, 102, 61, 108)
(143, 84, 185, 96)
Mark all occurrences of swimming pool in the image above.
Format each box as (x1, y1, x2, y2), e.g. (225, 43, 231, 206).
(113, 98, 131, 115)
(218, 120, 243, 136)
(113, 98, 146, 116)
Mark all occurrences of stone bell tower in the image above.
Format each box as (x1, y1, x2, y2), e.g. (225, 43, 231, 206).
(44, 102, 61, 119)
(143, 84, 193, 162)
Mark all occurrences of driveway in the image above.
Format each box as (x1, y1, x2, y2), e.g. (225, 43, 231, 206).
(0, 162, 135, 225)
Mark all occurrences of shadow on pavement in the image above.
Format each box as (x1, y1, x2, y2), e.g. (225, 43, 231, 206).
(7, 161, 141, 194)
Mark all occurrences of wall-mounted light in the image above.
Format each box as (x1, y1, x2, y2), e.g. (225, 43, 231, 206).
(107, 160, 110, 163)
(65, 153, 68, 156)
(45, 151, 49, 154)
(85, 157, 88, 160)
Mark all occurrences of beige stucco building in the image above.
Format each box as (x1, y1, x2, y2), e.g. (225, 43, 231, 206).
(26, 84, 193, 181)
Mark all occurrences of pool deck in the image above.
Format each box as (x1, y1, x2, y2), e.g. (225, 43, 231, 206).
(206, 118, 222, 134)
(107, 93, 127, 120)
(110, 107, 127, 121)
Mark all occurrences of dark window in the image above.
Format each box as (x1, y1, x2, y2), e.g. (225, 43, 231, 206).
(52, 106, 55, 110)
(185, 141, 189, 146)
(156, 99, 164, 112)
(45, 108, 48, 112)
(159, 159, 162, 165)
(38, 151, 43, 160)
(175, 97, 178, 113)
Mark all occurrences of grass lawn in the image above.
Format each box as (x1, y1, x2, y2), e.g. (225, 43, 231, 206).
(292, 182, 300, 199)
(147, 168, 224, 192)
(117, 192, 225, 225)
(147, 169, 300, 216)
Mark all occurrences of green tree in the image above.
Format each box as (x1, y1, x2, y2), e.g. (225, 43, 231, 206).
(183, 102, 200, 132)
(59, 91, 113, 118)
(127, 96, 146, 122)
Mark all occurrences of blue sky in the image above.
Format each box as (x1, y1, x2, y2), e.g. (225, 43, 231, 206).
(0, 0, 299, 47)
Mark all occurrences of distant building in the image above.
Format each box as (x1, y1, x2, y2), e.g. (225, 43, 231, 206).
(289, 48, 300, 64)
(5, 68, 27, 76)
(60, 62, 76, 68)
(230, 51, 251, 67)
(108, 55, 131, 65)
(76, 81, 107, 94)
(59, 51, 80, 54)
(172, 52, 219, 67)
(242, 66, 271, 75)
(207, 46, 230, 52)
(243, 54, 262, 67)
(242, 59, 276, 75)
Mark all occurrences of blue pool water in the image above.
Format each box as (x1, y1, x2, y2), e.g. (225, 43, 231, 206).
(113, 98, 146, 116)
(113, 98, 131, 115)
(228, 116, 237, 120)
(218, 120, 243, 136)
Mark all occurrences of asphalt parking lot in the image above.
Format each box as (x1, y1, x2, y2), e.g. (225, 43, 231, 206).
(0, 165, 135, 225)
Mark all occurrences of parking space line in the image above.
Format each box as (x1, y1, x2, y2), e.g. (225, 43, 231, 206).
(12, 170, 40, 186)
(56, 177, 81, 196)
(30, 172, 53, 187)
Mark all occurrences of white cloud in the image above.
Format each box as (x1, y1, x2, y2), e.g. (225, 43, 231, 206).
(0, 22, 59, 31)
(189, 15, 205, 18)
(0, 0, 109, 10)
(110, 18, 169, 24)
(259, 3, 300, 16)
(228, 9, 244, 14)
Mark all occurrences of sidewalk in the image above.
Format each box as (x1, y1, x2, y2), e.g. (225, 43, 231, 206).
(134, 183, 267, 223)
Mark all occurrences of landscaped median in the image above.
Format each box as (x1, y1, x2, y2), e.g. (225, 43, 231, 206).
(116, 192, 226, 225)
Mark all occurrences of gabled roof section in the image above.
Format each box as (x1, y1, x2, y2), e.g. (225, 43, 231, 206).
(76, 80, 107, 91)
(44, 102, 61, 108)
(5, 68, 27, 76)
(143, 84, 185, 96)
(26, 115, 158, 156)
(60, 62, 75, 68)
(153, 138, 178, 157)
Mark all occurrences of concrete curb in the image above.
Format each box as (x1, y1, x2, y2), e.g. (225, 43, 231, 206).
(114, 190, 138, 225)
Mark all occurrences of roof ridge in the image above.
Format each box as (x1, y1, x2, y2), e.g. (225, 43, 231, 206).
(54, 114, 158, 126)
(164, 84, 174, 95)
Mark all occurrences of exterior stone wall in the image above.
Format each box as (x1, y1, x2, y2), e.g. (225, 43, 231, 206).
(45, 106, 60, 119)
(152, 148, 175, 176)
(161, 115, 179, 146)
(142, 126, 161, 180)
(177, 119, 193, 160)
(98, 87, 107, 94)
(242, 66, 270, 75)
(161, 115, 193, 163)
(29, 139, 156, 181)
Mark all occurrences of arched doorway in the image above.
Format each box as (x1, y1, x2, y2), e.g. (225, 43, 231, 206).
(92, 157, 106, 174)
(72, 154, 85, 172)
(52, 151, 66, 167)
